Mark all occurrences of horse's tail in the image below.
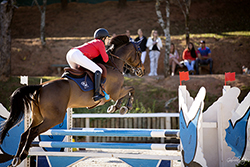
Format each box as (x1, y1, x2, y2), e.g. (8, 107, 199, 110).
(0, 85, 42, 144)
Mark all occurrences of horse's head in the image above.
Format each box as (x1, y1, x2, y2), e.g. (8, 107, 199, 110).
(126, 41, 145, 77)
(110, 35, 145, 77)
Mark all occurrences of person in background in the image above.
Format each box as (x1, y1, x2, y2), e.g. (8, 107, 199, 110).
(182, 42, 197, 75)
(125, 30, 134, 42)
(195, 40, 213, 74)
(169, 43, 183, 76)
(146, 30, 162, 76)
(134, 29, 147, 64)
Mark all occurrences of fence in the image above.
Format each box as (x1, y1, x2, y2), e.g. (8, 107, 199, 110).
(72, 113, 179, 143)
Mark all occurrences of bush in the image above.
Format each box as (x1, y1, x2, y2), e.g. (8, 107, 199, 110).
(236, 160, 250, 167)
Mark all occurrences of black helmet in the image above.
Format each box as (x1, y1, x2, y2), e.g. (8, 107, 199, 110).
(94, 28, 110, 39)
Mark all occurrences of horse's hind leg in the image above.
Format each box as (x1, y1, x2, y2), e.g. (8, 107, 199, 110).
(11, 127, 32, 166)
(17, 117, 64, 166)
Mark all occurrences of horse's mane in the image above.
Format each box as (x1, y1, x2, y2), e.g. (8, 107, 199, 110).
(110, 35, 129, 50)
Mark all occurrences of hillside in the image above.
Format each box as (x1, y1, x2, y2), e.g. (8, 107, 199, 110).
(10, 0, 250, 76)
(1, 0, 249, 113)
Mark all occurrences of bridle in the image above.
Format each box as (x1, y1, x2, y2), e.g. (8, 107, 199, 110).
(109, 42, 143, 76)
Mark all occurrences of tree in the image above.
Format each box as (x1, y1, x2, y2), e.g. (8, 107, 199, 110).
(155, 0, 170, 77)
(0, 0, 16, 80)
(118, 0, 127, 8)
(177, 0, 191, 45)
(61, 0, 68, 9)
(34, 0, 47, 46)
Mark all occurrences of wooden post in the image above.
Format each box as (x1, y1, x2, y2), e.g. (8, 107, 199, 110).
(85, 118, 90, 142)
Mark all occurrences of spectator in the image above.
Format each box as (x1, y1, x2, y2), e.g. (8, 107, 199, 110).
(195, 40, 213, 74)
(182, 42, 197, 75)
(134, 29, 147, 64)
(169, 43, 183, 76)
(146, 30, 162, 76)
(125, 30, 134, 42)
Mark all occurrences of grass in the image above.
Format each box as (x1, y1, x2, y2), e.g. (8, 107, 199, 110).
(0, 76, 56, 109)
(158, 31, 250, 41)
(0, 75, 249, 114)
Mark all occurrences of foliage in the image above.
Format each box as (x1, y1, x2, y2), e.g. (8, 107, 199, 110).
(0, 76, 53, 109)
(236, 160, 250, 167)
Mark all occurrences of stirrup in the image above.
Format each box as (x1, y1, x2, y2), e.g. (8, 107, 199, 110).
(93, 94, 105, 101)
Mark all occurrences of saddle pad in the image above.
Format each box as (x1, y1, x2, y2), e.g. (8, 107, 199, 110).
(62, 73, 106, 92)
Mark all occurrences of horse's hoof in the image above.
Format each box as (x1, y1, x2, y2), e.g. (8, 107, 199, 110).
(107, 105, 116, 113)
(119, 106, 128, 115)
(11, 157, 20, 167)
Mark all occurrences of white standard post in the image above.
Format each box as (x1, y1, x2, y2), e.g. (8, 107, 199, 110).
(222, 85, 231, 95)
(66, 108, 73, 152)
(178, 85, 187, 112)
(20, 76, 29, 167)
(178, 85, 186, 167)
(85, 118, 90, 142)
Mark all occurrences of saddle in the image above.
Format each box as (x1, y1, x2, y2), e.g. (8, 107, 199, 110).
(62, 63, 107, 92)
(63, 63, 107, 82)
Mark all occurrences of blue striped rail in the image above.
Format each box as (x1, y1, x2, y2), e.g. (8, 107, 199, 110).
(32, 141, 180, 151)
(41, 128, 180, 138)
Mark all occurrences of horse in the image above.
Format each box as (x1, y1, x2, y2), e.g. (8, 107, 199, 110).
(0, 35, 145, 167)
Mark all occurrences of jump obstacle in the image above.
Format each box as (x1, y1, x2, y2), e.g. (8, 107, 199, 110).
(1, 76, 250, 167)
(0, 106, 181, 167)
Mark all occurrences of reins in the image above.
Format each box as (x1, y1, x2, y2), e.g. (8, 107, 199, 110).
(107, 42, 142, 75)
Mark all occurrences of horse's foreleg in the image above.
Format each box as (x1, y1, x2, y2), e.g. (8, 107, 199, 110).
(108, 86, 134, 114)
(107, 96, 125, 113)
(126, 89, 135, 110)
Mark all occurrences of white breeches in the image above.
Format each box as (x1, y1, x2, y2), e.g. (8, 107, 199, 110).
(66, 48, 102, 73)
(140, 51, 147, 64)
(149, 50, 160, 76)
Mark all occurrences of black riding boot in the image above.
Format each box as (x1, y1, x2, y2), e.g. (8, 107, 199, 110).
(93, 71, 105, 101)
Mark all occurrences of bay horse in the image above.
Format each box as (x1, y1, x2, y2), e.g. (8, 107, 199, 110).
(0, 35, 145, 167)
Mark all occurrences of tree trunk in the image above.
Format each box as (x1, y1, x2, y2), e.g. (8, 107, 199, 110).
(164, 0, 170, 78)
(177, 0, 191, 45)
(155, 0, 171, 78)
(185, 7, 190, 45)
(40, 0, 47, 46)
(118, 0, 127, 8)
(0, 0, 15, 80)
(34, 0, 47, 46)
(61, 0, 68, 10)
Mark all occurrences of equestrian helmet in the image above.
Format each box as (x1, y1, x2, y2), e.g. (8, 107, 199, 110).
(94, 28, 110, 39)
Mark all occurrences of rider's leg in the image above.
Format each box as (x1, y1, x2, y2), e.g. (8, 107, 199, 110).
(93, 70, 105, 101)
(66, 49, 104, 101)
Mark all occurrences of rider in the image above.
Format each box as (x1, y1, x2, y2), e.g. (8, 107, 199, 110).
(66, 28, 110, 101)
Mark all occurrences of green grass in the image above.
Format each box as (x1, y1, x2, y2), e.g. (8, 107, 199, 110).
(0, 76, 56, 109)
(159, 31, 250, 40)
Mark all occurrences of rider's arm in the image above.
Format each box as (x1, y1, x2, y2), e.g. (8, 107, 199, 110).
(98, 41, 109, 63)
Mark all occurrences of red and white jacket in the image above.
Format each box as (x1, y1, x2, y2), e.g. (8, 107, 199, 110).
(75, 39, 109, 63)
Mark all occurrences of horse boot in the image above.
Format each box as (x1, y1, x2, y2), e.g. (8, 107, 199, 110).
(93, 71, 105, 101)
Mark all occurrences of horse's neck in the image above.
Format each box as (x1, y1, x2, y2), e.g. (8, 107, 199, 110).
(112, 56, 124, 72)
(111, 44, 131, 72)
